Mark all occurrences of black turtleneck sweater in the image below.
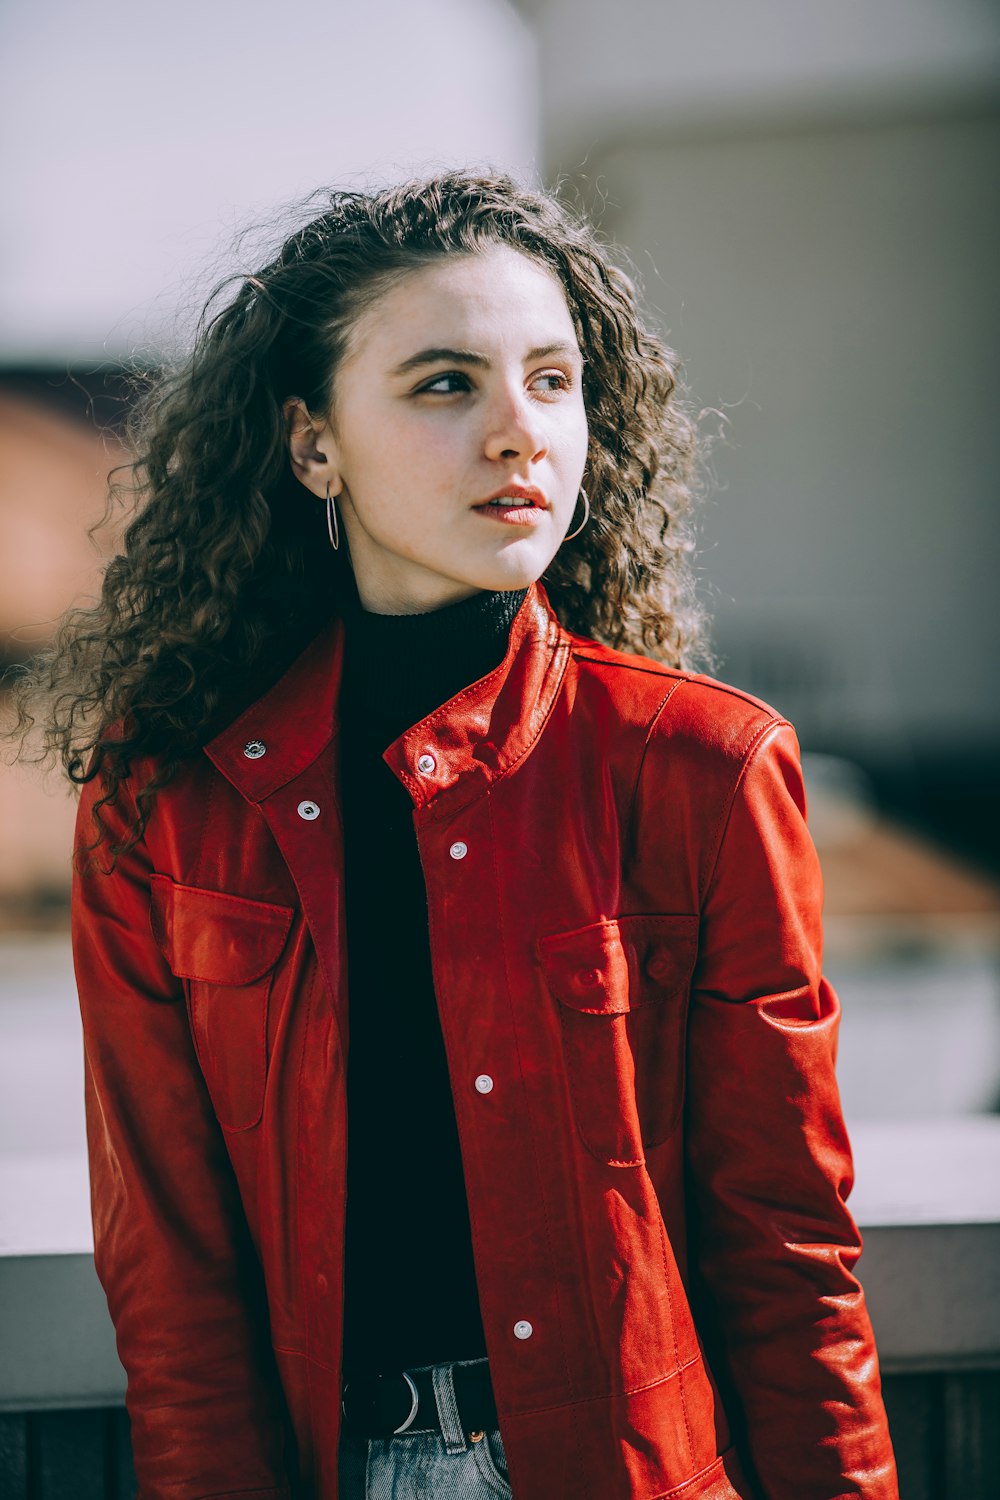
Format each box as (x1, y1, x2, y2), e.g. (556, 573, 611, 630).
(338, 582, 529, 1379)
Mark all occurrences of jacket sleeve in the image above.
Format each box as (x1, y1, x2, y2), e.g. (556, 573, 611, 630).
(684, 719, 898, 1500)
(72, 770, 293, 1500)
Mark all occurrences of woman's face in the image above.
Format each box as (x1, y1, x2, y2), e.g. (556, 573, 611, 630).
(286, 245, 590, 613)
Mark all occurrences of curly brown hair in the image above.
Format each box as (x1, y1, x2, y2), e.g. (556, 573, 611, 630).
(9, 170, 713, 857)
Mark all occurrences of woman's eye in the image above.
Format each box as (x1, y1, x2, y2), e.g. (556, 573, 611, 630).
(532, 371, 572, 394)
(418, 372, 471, 395)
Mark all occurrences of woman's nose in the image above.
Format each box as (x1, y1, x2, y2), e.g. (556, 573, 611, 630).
(482, 388, 548, 464)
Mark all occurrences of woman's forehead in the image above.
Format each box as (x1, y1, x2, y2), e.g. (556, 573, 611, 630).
(347, 246, 579, 367)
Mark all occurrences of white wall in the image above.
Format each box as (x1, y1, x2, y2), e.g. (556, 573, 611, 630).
(0, 0, 538, 360)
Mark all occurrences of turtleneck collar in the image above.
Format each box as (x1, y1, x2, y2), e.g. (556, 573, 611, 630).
(339, 579, 531, 744)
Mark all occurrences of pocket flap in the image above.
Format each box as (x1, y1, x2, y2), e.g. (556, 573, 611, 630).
(537, 920, 631, 1014)
(627, 913, 700, 992)
(537, 914, 699, 1014)
(149, 874, 293, 986)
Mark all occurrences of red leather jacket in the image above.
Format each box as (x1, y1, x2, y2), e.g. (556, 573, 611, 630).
(73, 580, 898, 1500)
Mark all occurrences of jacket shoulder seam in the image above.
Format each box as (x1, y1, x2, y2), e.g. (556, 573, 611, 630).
(625, 679, 685, 852)
(570, 647, 785, 719)
(699, 718, 793, 910)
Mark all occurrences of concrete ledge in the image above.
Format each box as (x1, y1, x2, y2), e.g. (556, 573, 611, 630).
(0, 1253, 126, 1412)
(859, 1222, 1000, 1373)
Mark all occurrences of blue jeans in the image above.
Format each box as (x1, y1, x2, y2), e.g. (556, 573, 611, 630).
(337, 1355, 512, 1498)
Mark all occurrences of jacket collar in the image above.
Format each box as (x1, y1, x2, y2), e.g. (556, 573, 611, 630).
(204, 578, 571, 815)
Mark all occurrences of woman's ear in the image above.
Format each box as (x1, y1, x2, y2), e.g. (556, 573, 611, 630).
(283, 397, 343, 498)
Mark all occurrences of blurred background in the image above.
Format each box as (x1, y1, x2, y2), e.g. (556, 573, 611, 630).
(1, 2, 998, 1495)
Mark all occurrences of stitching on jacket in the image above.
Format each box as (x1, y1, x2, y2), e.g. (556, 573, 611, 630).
(188, 967, 272, 1131)
(164, 958, 285, 987)
(148, 877, 294, 984)
(624, 679, 683, 868)
(199, 1487, 291, 1500)
(192, 769, 217, 888)
(152, 875, 296, 922)
(396, 625, 551, 739)
(536, 912, 697, 962)
(207, 726, 339, 805)
(554, 1010, 646, 1166)
(535, 913, 619, 958)
(483, 636, 570, 783)
(650, 1449, 735, 1500)
(273, 1342, 339, 1376)
(488, 790, 576, 1398)
(418, 633, 571, 828)
(540, 918, 650, 1162)
(164, 953, 290, 986)
(621, 913, 698, 1148)
(537, 913, 697, 1155)
(697, 715, 791, 912)
(571, 647, 785, 718)
(296, 963, 319, 1364)
(394, 626, 559, 810)
(490, 1353, 702, 1418)
(653, 1174, 694, 1466)
(569, 649, 676, 676)
(389, 609, 559, 796)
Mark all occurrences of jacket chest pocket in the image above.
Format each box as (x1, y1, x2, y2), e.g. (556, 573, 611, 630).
(537, 914, 699, 1166)
(150, 875, 294, 1132)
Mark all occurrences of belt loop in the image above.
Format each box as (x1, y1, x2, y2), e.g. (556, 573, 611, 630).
(431, 1361, 469, 1455)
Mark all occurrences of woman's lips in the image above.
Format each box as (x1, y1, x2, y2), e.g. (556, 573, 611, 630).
(471, 483, 548, 525)
(471, 501, 546, 526)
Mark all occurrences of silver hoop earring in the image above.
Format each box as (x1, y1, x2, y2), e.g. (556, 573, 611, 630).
(563, 486, 590, 542)
(325, 482, 340, 551)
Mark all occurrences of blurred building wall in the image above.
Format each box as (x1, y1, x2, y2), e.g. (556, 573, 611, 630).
(0, 388, 125, 911)
(578, 113, 1000, 758)
(521, 0, 1000, 766)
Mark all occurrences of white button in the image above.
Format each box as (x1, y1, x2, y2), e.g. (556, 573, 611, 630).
(474, 1074, 494, 1094)
(449, 841, 468, 860)
(243, 740, 266, 759)
(513, 1320, 533, 1340)
(297, 800, 321, 820)
(417, 752, 436, 775)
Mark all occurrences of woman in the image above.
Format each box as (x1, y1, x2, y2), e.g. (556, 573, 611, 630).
(21, 172, 897, 1498)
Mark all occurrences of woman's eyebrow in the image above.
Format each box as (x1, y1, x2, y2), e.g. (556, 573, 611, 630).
(390, 342, 581, 377)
